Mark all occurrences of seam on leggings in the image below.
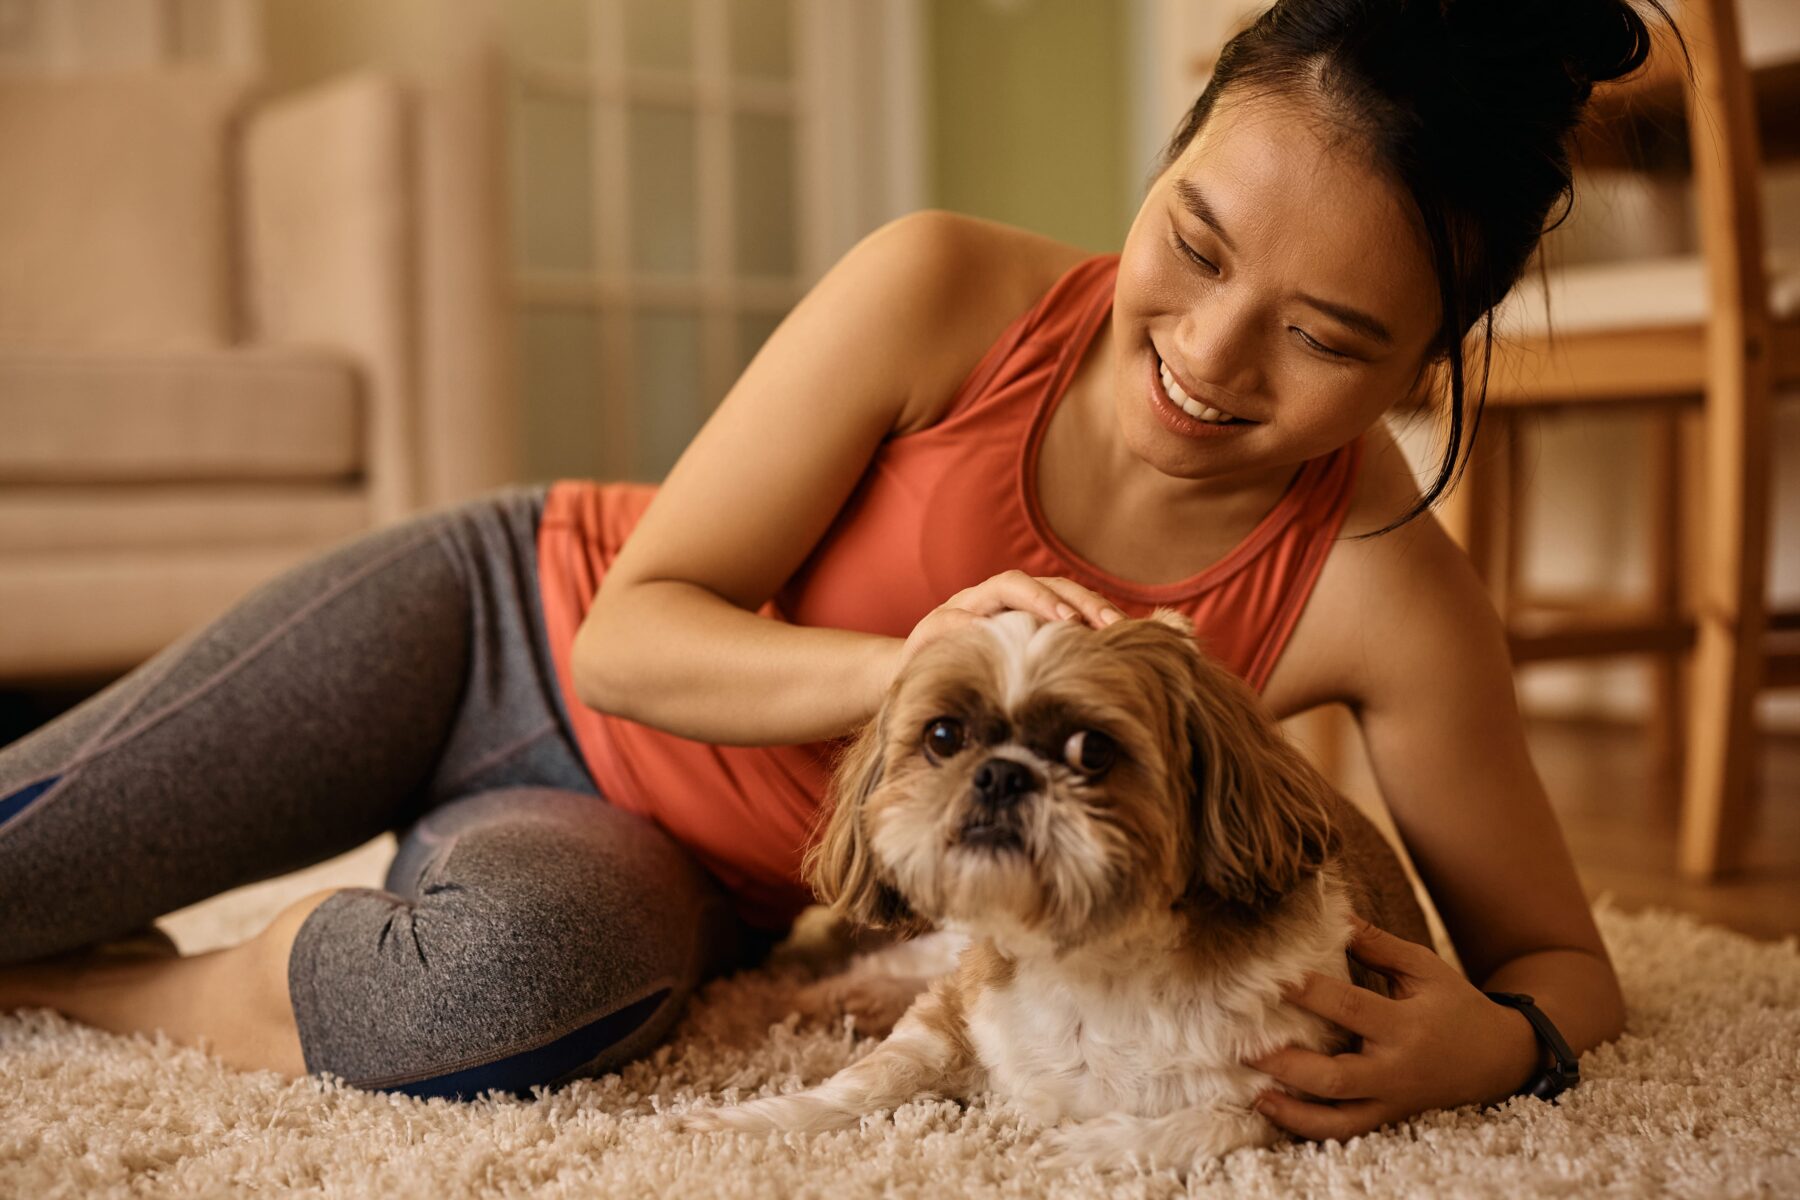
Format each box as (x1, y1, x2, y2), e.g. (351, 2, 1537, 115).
(1, 523, 451, 846)
(432, 719, 560, 797)
(342, 975, 684, 1092)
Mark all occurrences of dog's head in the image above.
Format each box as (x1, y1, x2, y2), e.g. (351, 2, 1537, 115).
(803, 608, 1339, 949)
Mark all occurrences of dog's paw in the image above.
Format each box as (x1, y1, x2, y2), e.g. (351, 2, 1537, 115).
(1038, 1119, 1149, 1174)
(790, 974, 928, 1038)
(1037, 1108, 1277, 1175)
(675, 1104, 779, 1135)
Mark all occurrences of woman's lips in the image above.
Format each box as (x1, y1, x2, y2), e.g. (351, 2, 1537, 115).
(1147, 353, 1256, 439)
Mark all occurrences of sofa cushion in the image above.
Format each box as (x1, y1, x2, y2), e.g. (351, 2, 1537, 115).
(0, 70, 249, 351)
(0, 348, 362, 483)
(0, 483, 368, 554)
(0, 544, 335, 682)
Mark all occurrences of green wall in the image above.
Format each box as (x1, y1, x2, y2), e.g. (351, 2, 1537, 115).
(927, 0, 1133, 252)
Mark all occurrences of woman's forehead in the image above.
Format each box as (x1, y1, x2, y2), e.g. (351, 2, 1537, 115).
(1167, 90, 1440, 331)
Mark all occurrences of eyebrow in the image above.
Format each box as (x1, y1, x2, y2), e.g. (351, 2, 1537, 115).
(1173, 177, 1236, 254)
(1296, 292, 1395, 347)
(1172, 176, 1398, 348)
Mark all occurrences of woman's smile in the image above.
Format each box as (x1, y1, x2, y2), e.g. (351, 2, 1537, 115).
(1146, 350, 1259, 440)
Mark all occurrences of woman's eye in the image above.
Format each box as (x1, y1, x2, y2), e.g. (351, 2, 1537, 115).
(1063, 729, 1117, 775)
(923, 717, 964, 761)
(1292, 327, 1348, 360)
(1171, 234, 1219, 275)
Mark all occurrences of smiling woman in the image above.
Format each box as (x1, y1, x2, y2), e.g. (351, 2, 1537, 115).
(1101, 85, 1445, 499)
(0, 0, 1695, 1150)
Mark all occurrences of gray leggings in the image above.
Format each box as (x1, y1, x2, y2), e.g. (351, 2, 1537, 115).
(0, 483, 776, 1099)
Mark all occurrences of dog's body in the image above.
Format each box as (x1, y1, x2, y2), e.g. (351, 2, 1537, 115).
(683, 609, 1429, 1173)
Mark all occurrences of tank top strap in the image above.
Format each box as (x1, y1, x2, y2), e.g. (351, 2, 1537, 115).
(936, 252, 1120, 428)
(1238, 430, 1368, 691)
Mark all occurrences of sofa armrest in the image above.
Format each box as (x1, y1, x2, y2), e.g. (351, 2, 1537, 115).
(242, 72, 416, 526)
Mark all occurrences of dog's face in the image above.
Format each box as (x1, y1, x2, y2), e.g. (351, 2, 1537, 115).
(805, 608, 1340, 950)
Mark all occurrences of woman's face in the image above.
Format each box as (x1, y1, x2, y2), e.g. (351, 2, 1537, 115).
(1110, 87, 1442, 487)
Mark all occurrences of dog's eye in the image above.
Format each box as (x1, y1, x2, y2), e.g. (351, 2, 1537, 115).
(1063, 729, 1116, 775)
(922, 717, 964, 761)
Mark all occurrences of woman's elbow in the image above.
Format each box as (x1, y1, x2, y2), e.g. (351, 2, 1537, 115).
(571, 620, 627, 715)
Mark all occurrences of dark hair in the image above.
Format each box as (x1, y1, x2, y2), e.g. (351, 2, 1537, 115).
(1148, 0, 1690, 537)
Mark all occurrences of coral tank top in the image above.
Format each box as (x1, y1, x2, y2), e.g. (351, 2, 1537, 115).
(535, 251, 1364, 931)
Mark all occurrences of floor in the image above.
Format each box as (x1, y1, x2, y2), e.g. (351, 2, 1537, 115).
(1526, 716, 1800, 944)
(4, 681, 1797, 944)
(1293, 705, 1800, 946)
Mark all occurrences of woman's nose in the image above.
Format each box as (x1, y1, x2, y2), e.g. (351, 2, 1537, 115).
(1172, 298, 1264, 398)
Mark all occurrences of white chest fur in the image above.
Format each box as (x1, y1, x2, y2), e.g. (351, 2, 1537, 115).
(964, 892, 1354, 1124)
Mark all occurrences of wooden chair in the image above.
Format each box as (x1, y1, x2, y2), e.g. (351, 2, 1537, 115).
(1436, 0, 1800, 880)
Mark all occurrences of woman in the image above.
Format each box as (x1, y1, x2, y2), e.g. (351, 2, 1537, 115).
(0, 0, 1677, 1134)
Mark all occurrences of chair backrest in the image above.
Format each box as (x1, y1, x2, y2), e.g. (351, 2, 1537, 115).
(1684, 0, 1774, 367)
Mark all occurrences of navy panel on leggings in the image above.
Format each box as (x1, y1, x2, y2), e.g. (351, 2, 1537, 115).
(385, 987, 672, 1101)
(0, 775, 59, 828)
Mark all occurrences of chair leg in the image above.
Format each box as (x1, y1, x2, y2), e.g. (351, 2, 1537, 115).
(1676, 369, 1773, 881)
(1675, 0, 1776, 881)
(1679, 619, 1765, 879)
(1647, 407, 1685, 805)
(1441, 409, 1515, 609)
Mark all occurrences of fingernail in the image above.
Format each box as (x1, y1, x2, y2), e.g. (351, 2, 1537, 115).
(1104, 609, 1125, 626)
(1057, 604, 1078, 620)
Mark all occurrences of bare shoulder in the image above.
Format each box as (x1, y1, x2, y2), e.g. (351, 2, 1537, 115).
(890, 211, 1098, 436)
(1285, 419, 1507, 714)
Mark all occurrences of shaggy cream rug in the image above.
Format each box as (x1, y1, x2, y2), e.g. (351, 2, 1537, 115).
(2, 835, 1796, 1199)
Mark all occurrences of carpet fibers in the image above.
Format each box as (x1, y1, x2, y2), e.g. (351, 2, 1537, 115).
(2, 839, 1796, 1199)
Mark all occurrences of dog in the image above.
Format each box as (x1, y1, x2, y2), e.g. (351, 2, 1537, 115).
(681, 607, 1430, 1173)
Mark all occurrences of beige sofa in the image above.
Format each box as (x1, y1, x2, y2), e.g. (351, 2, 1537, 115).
(0, 61, 517, 685)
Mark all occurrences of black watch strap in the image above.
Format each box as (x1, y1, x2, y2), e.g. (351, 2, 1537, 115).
(1484, 990, 1580, 1101)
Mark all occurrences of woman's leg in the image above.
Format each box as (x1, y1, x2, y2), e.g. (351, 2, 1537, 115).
(291, 785, 773, 1099)
(0, 482, 604, 1069)
(0, 885, 335, 1075)
(0, 481, 584, 963)
(0, 787, 773, 1088)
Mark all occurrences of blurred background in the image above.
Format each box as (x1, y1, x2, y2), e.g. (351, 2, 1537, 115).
(1, 0, 1795, 939)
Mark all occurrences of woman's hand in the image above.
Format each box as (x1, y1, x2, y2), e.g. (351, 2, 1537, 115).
(1244, 917, 1543, 1141)
(891, 571, 1126, 680)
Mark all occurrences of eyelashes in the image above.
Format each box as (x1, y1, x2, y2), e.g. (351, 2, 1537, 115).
(1168, 234, 1351, 361)
(1292, 328, 1348, 359)
(1171, 233, 1219, 275)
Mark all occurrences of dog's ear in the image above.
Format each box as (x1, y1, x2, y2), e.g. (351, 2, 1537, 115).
(1173, 639, 1339, 913)
(802, 706, 928, 934)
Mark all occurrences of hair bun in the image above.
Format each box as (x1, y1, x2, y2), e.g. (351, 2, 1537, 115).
(1435, 0, 1655, 94)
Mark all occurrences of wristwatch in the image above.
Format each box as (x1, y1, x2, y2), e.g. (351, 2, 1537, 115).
(1484, 990, 1580, 1101)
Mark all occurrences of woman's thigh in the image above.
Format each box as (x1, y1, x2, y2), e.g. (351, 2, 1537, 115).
(0, 482, 593, 964)
(290, 785, 772, 1100)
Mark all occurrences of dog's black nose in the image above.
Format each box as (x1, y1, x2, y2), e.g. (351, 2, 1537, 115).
(972, 757, 1038, 809)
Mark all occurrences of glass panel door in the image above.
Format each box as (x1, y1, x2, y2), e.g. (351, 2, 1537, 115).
(504, 0, 808, 484)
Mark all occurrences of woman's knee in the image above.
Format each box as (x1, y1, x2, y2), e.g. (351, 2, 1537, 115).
(288, 820, 719, 1099)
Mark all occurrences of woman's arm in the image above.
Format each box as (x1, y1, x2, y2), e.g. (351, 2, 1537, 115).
(1250, 491, 1623, 1136)
(572, 211, 954, 747)
(1350, 522, 1624, 1052)
(578, 580, 902, 746)
(574, 212, 1116, 747)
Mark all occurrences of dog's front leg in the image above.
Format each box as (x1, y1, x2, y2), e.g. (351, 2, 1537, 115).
(680, 985, 981, 1135)
(1039, 1104, 1282, 1174)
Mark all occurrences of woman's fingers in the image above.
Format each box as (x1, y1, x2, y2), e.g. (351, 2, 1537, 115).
(1246, 1045, 1376, 1101)
(1280, 971, 1402, 1040)
(1035, 577, 1128, 628)
(1345, 917, 1446, 981)
(951, 572, 1125, 629)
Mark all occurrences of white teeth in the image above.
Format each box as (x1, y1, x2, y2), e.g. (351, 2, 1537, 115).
(1158, 356, 1238, 423)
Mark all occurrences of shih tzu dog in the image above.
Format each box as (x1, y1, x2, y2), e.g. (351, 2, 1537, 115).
(681, 607, 1429, 1173)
